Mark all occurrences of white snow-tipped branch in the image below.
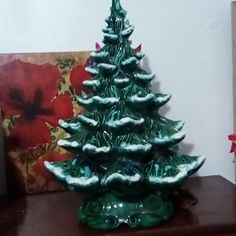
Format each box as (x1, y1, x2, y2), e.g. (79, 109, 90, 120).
(82, 80, 100, 88)
(44, 162, 99, 187)
(179, 156, 206, 173)
(154, 94, 171, 104)
(66, 175, 99, 187)
(90, 51, 108, 59)
(102, 173, 141, 185)
(148, 156, 206, 184)
(102, 27, 114, 34)
(98, 63, 117, 71)
(149, 167, 187, 184)
(106, 117, 144, 128)
(77, 97, 93, 105)
(134, 72, 155, 82)
(59, 119, 80, 130)
(129, 94, 154, 103)
(78, 96, 119, 106)
(79, 115, 98, 127)
(120, 143, 152, 152)
(57, 139, 79, 148)
(82, 144, 111, 154)
(154, 132, 186, 144)
(104, 33, 119, 41)
(135, 52, 145, 59)
(121, 25, 135, 36)
(93, 96, 119, 104)
(122, 57, 139, 67)
(114, 78, 130, 85)
(85, 66, 98, 75)
(175, 121, 185, 130)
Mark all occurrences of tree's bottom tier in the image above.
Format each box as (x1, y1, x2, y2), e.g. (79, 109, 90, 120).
(44, 153, 205, 194)
(78, 192, 174, 229)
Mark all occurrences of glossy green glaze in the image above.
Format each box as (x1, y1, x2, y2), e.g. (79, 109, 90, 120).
(44, 0, 205, 230)
(79, 192, 173, 229)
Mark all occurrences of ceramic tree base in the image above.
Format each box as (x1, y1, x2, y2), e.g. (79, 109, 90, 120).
(78, 192, 174, 229)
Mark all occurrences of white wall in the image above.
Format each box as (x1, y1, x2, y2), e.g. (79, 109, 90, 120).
(0, 0, 234, 182)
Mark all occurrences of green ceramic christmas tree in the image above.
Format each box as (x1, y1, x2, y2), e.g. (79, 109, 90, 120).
(45, 0, 205, 230)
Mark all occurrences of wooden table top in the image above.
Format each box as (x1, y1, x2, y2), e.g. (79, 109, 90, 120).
(0, 175, 236, 236)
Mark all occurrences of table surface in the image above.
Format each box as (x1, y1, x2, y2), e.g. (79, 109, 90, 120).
(0, 175, 236, 236)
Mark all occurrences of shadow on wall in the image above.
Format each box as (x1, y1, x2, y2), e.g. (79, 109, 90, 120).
(141, 56, 195, 157)
(142, 56, 171, 115)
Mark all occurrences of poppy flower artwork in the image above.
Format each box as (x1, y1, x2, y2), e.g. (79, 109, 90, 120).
(228, 134, 236, 153)
(0, 51, 91, 194)
(70, 63, 91, 93)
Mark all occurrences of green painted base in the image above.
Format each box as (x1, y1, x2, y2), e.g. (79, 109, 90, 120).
(78, 192, 174, 230)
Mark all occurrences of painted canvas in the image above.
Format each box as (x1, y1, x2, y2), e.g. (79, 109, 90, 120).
(0, 51, 91, 194)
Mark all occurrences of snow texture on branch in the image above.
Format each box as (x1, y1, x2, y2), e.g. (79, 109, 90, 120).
(175, 121, 185, 130)
(82, 144, 111, 154)
(59, 119, 80, 130)
(85, 67, 99, 75)
(83, 80, 100, 88)
(102, 172, 141, 185)
(98, 63, 117, 71)
(114, 78, 130, 85)
(77, 96, 120, 106)
(134, 72, 155, 82)
(120, 143, 152, 152)
(58, 139, 80, 148)
(129, 94, 154, 103)
(121, 25, 135, 37)
(90, 51, 108, 59)
(154, 132, 186, 145)
(106, 117, 144, 128)
(122, 57, 139, 67)
(148, 156, 206, 184)
(78, 115, 98, 127)
(135, 52, 145, 59)
(104, 33, 119, 41)
(154, 94, 172, 104)
(102, 27, 114, 34)
(44, 161, 99, 187)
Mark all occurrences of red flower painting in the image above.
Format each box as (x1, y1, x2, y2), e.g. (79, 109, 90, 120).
(228, 134, 236, 153)
(0, 60, 73, 150)
(70, 64, 92, 93)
